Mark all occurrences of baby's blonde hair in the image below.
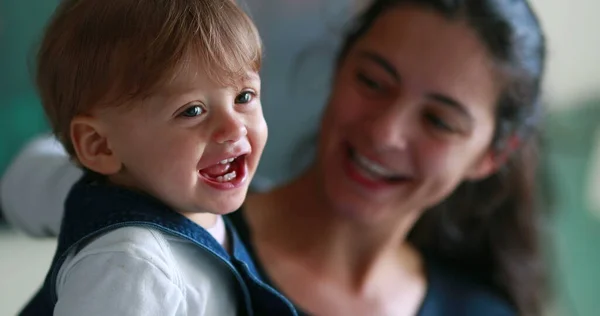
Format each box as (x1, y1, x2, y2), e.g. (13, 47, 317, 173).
(37, 0, 262, 156)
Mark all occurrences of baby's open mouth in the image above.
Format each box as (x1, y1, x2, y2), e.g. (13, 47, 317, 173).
(198, 155, 248, 188)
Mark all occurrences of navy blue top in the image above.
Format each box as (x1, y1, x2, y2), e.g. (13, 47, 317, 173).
(226, 211, 517, 316)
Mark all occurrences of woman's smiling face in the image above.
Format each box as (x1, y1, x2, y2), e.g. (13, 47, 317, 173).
(316, 5, 501, 223)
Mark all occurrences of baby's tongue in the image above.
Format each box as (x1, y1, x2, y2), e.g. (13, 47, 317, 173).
(200, 162, 231, 178)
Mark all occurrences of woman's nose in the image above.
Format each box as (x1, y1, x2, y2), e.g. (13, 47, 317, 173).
(363, 102, 413, 151)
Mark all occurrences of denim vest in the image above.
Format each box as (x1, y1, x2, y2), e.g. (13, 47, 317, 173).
(19, 173, 298, 316)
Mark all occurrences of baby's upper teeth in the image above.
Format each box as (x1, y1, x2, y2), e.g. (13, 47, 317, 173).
(219, 157, 235, 164)
(355, 153, 397, 178)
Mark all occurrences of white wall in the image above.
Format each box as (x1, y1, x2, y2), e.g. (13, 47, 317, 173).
(530, 0, 600, 108)
(530, 0, 600, 216)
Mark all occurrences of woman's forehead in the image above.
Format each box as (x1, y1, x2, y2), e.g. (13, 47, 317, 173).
(352, 6, 501, 112)
(360, 6, 493, 67)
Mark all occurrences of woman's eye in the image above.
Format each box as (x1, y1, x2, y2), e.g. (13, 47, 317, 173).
(235, 91, 254, 104)
(180, 105, 204, 118)
(425, 113, 455, 133)
(357, 73, 382, 90)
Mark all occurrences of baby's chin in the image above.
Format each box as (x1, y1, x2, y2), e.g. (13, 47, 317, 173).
(175, 197, 244, 228)
(195, 192, 248, 215)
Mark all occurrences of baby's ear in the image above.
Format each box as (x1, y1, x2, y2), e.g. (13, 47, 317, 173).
(70, 115, 122, 175)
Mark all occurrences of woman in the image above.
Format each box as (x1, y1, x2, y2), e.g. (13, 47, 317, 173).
(2, 0, 546, 315)
(235, 0, 546, 315)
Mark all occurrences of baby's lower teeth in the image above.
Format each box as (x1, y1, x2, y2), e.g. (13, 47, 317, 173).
(217, 171, 237, 182)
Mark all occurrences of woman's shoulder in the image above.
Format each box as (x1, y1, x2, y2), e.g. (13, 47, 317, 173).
(420, 256, 516, 316)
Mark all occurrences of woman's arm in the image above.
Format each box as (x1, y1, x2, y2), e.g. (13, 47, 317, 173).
(0, 135, 82, 236)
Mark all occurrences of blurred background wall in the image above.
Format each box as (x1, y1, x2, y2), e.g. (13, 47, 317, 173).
(528, 1, 600, 315)
(1, 0, 598, 315)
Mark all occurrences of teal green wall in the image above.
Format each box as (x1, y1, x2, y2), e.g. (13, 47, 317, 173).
(0, 1, 56, 175)
(545, 102, 600, 316)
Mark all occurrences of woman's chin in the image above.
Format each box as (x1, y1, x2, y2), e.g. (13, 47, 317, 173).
(325, 189, 389, 224)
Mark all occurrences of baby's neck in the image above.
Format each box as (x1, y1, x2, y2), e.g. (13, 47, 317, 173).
(184, 212, 229, 251)
(183, 211, 219, 228)
(205, 215, 228, 250)
(183, 211, 228, 240)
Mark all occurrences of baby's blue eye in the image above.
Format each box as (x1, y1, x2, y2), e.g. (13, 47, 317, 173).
(181, 105, 204, 117)
(235, 91, 254, 104)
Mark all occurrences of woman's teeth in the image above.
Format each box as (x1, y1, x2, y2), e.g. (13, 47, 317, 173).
(216, 171, 237, 182)
(352, 152, 399, 179)
(219, 157, 235, 164)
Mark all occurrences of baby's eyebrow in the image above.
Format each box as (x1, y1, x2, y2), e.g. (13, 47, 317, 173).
(237, 72, 261, 85)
